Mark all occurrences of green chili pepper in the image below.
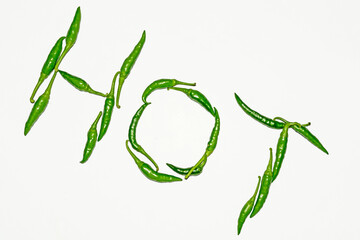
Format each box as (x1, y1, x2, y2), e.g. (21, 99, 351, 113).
(24, 73, 57, 135)
(237, 176, 261, 235)
(234, 93, 284, 129)
(142, 79, 196, 104)
(97, 71, 119, 141)
(126, 140, 182, 183)
(169, 87, 215, 116)
(272, 122, 302, 182)
(250, 148, 273, 218)
(185, 108, 220, 179)
(235, 93, 329, 154)
(64, 7, 81, 52)
(116, 30, 146, 109)
(58, 70, 106, 97)
(128, 102, 159, 171)
(80, 111, 102, 164)
(274, 117, 328, 155)
(166, 154, 207, 176)
(30, 36, 65, 103)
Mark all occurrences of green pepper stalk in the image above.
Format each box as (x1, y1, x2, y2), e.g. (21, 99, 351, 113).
(142, 79, 196, 104)
(58, 70, 106, 97)
(80, 111, 102, 164)
(128, 102, 159, 172)
(98, 71, 119, 141)
(250, 148, 273, 218)
(30, 36, 65, 103)
(237, 176, 261, 235)
(116, 30, 146, 109)
(168, 87, 216, 116)
(126, 140, 182, 183)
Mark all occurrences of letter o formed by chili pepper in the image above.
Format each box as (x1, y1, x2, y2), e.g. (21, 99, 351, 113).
(126, 80, 219, 182)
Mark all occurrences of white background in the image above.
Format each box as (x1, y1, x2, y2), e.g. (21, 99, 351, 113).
(1, 0, 359, 239)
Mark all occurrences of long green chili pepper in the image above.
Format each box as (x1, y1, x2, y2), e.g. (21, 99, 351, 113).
(166, 154, 207, 176)
(168, 86, 215, 116)
(272, 122, 302, 182)
(237, 176, 261, 235)
(98, 71, 119, 141)
(235, 93, 329, 154)
(24, 72, 57, 135)
(30, 36, 65, 103)
(274, 117, 328, 155)
(58, 70, 106, 97)
(128, 102, 159, 171)
(80, 111, 102, 164)
(142, 79, 196, 104)
(234, 93, 284, 129)
(185, 108, 220, 179)
(64, 7, 81, 53)
(250, 148, 273, 218)
(116, 31, 146, 109)
(126, 140, 182, 183)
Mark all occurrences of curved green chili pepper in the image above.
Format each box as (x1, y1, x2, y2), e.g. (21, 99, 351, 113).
(274, 117, 328, 155)
(80, 111, 102, 164)
(142, 79, 196, 104)
(64, 7, 81, 52)
(272, 122, 302, 182)
(30, 36, 65, 103)
(185, 108, 220, 179)
(237, 176, 261, 235)
(234, 93, 284, 129)
(116, 30, 146, 109)
(250, 148, 273, 218)
(98, 71, 119, 141)
(169, 86, 215, 116)
(128, 102, 159, 171)
(58, 70, 106, 97)
(166, 154, 207, 176)
(126, 140, 181, 183)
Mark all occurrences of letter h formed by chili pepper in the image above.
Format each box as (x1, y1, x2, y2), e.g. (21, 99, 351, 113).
(80, 111, 102, 164)
(116, 31, 146, 109)
(126, 140, 182, 183)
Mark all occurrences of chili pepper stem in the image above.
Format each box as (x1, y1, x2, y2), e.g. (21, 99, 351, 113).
(185, 153, 206, 179)
(274, 117, 311, 127)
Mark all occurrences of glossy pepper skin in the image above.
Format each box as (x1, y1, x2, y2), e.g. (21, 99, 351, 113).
(235, 93, 329, 154)
(205, 108, 220, 157)
(30, 36, 65, 103)
(97, 71, 119, 141)
(126, 140, 182, 183)
(64, 7, 81, 52)
(142, 79, 196, 104)
(58, 70, 106, 97)
(169, 86, 215, 116)
(237, 176, 261, 235)
(166, 154, 207, 176)
(184, 108, 220, 179)
(24, 85, 52, 136)
(272, 122, 301, 182)
(128, 102, 159, 171)
(116, 31, 146, 109)
(234, 93, 284, 129)
(250, 148, 273, 218)
(80, 111, 102, 164)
